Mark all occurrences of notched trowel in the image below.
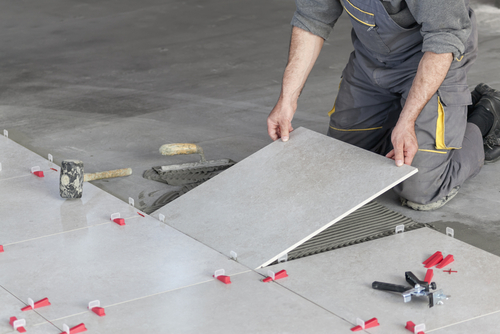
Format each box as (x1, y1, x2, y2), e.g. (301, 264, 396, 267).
(143, 143, 236, 186)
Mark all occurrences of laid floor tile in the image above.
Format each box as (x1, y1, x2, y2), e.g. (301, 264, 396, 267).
(430, 311, 500, 333)
(0, 286, 58, 334)
(0, 171, 139, 245)
(154, 127, 417, 269)
(47, 271, 353, 334)
(0, 135, 56, 182)
(0, 216, 249, 321)
(259, 228, 500, 333)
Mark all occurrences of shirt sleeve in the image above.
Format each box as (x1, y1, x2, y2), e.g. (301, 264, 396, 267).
(291, 0, 344, 40)
(406, 0, 472, 59)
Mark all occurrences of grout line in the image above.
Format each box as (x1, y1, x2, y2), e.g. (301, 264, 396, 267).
(3, 213, 145, 247)
(427, 309, 500, 332)
(269, 279, 361, 328)
(0, 174, 32, 182)
(45, 271, 252, 323)
(3, 222, 112, 246)
(1, 284, 63, 331)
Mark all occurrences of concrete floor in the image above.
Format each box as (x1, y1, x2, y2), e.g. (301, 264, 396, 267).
(1, 0, 500, 256)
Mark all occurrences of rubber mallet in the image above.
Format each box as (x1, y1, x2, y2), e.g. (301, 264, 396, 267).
(60, 160, 132, 198)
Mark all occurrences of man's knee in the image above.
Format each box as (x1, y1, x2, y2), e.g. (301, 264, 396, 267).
(393, 151, 451, 205)
(394, 169, 447, 205)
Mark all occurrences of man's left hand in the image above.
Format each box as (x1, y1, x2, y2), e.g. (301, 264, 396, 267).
(386, 119, 418, 167)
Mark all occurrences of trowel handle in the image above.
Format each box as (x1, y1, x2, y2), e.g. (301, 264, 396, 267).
(372, 281, 410, 293)
(159, 143, 206, 162)
(83, 168, 132, 182)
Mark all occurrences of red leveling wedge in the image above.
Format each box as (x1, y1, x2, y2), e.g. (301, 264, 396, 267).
(263, 270, 288, 283)
(21, 298, 51, 311)
(9, 317, 26, 333)
(351, 318, 379, 331)
(59, 323, 87, 334)
(423, 251, 443, 268)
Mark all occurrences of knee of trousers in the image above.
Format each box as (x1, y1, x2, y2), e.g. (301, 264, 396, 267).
(393, 151, 453, 205)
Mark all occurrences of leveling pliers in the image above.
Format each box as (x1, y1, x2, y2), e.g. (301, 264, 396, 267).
(372, 271, 449, 308)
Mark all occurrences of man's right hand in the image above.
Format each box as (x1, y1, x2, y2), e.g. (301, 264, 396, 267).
(267, 98, 296, 142)
(266, 27, 324, 142)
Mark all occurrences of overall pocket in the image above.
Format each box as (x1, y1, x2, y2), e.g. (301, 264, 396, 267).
(341, 0, 390, 54)
(435, 85, 471, 150)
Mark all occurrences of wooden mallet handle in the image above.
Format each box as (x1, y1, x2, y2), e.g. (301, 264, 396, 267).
(60, 160, 132, 199)
(84, 168, 132, 182)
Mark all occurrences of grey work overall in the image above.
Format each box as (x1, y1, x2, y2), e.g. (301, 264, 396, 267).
(327, 0, 484, 204)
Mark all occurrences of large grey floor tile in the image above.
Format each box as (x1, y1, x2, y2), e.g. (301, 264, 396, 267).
(0, 135, 56, 181)
(0, 216, 249, 321)
(154, 127, 417, 269)
(0, 169, 140, 245)
(259, 228, 500, 333)
(0, 287, 58, 334)
(47, 271, 353, 334)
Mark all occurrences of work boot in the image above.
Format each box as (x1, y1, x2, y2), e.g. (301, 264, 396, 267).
(400, 186, 460, 211)
(475, 83, 500, 163)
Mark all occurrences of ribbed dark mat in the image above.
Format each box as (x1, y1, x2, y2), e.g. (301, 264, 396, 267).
(284, 201, 428, 262)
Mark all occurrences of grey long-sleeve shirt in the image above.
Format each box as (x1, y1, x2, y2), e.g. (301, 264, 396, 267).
(291, 0, 472, 58)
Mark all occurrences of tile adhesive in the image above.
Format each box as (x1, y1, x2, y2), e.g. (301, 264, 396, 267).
(272, 201, 429, 264)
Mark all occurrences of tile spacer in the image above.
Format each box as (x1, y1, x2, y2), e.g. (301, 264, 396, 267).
(443, 269, 458, 274)
(436, 254, 454, 269)
(405, 321, 425, 334)
(9, 317, 27, 333)
(351, 317, 379, 331)
(423, 251, 443, 268)
(395, 224, 405, 234)
(213, 269, 231, 284)
(277, 253, 288, 263)
(110, 213, 125, 226)
(159, 214, 165, 222)
(446, 227, 454, 238)
(128, 197, 134, 207)
(263, 269, 288, 282)
(31, 166, 44, 177)
(4, 129, 8, 137)
(88, 300, 106, 317)
(424, 269, 433, 284)
(405, 321, 415, 332)
(91, 307, 106, 316)
(21, 297, 51, 311)
(61, 323, 87, 334)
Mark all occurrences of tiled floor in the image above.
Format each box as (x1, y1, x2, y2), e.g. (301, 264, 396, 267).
(0, 287, 57, 334)
(2, 132, 500, 333)
(1, 1, 500, 332)
(259, 228, 500, 333)
(46, 272, 354, 334)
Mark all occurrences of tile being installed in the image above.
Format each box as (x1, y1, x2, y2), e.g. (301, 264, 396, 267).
(0, 216, 249, 321)
(0, 135, 57, 181)
(259, 228, 500, 333)
(154, 127, 417, 269)
(0, 286, 58, 334)
(47, 271, 353, 334)
(0, 170, 139, 245)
